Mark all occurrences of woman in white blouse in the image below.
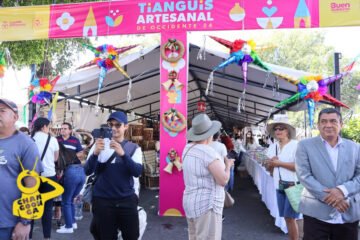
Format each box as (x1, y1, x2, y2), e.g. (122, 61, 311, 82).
(265, 115, 299, 240)
(182, 114, 234, 240)
(30, 117, 59, 240)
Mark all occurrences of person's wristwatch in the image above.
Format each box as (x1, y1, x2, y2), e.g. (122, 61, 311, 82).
(19, 218, 31, 226)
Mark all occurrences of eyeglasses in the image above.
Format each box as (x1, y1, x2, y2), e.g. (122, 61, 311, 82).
(273, 127, 286, 132)
(108, 122, 122, 129)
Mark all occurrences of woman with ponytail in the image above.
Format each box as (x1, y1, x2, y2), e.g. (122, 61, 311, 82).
(29, 117, 59, 240)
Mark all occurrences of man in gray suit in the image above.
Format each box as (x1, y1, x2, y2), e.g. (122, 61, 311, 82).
(296, 108, 360, 240)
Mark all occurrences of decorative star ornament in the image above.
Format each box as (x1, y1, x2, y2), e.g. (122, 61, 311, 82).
(30, 76, 60, 105)
(206, 36, 270, 96)
(274, 72, 350, 128)
(79, 44, 138, 105)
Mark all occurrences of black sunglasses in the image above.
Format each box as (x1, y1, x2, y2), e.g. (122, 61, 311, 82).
(273, 127, 286, 132)
(108, 122, 122, 128)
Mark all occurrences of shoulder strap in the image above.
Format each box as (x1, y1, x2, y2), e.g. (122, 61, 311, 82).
(183, 144, 197, 160)
(121, 140, 137, 155)
(276, 144, 282, 181)
(40, 134, 51, 161)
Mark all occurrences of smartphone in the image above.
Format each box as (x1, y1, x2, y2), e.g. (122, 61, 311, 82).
(91, 127, 112, 139)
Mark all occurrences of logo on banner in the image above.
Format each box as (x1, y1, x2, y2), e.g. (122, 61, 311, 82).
(1, 20, 26, 30)
(136, 0, 215, 31)
(105, 9, 123, 27)
(330, 2, 351, 12)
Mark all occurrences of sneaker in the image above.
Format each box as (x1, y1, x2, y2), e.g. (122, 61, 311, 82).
(59, 223, 77, 230)
(56, 227, 73, 234)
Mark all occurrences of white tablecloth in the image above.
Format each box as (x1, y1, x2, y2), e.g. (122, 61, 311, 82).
(244, 156, 288, 233)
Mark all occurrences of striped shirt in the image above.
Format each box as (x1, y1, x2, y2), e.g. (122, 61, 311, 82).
(182, 143, 225, 218)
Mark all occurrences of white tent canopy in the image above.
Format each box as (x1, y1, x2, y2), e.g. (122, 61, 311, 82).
(54, 41, 314, 131)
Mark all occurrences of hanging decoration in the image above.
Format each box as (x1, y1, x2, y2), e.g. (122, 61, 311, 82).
(163, 148, 182, 174)
(206, 36, 270, 95)
(160, 39, 185, 63)
(161, 108, 186, 137)
(47, 92, 59, 121)
(273, 72, 350, 128)
(0, 51, 6, 78)
(30, 75, 60, 105)
(197, 98, 206, 112)
(162, 70, 183, 104)
(206, 36, 270, 112)
(80, 44, 138, 105)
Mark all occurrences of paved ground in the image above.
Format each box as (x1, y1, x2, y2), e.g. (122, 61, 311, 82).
(32, 174, 360, 240)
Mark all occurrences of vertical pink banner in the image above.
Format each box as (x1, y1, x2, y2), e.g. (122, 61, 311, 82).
(159, 31, 188, 216)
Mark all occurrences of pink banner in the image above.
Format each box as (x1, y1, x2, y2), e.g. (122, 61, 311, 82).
(49, 0, 319, 38)
(159, 31, 188, 216)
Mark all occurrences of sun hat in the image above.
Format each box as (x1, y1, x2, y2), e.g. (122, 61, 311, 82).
(186, 114, 221, 142)
(266, 114, 296, 139)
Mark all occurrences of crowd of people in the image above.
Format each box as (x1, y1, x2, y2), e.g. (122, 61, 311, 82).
(1, 96, 360, 240)
(0, 98, 143, 240)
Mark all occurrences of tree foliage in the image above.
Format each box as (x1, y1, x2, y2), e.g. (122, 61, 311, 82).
(342, 111, 360, 143)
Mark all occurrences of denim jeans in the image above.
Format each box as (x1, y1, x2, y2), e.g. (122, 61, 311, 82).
(225, 166, 234, 191)
(0, 227, 13, 239)
(30, 175, 57, 238)
(62, 165, 86, 228)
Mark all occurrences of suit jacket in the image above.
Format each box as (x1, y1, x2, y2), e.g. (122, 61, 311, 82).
(295, 136, 360, 222)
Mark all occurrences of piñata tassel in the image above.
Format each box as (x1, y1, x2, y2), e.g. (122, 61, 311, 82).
(206, 71, 214, 96)
(127, 78, 133, 103)
(237, 92, 246, 113)
(273, 76, 280, 97)
(263, 71, 271, 88)
(99, 67, 107, 89)
(197, 35, 207, 60)
(242, 61, 248, 90)
(306, 99, 315, 129)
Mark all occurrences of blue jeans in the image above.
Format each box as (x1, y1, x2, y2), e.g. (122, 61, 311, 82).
(0, 227, 13, 239)
(226, 166, 235, 191)
(62, 165, 86, 228)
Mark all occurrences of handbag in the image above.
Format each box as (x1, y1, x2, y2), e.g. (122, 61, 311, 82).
(275, 145, 304, 212)
(284, 180, 304, 213)
(224, 191, 235, 208)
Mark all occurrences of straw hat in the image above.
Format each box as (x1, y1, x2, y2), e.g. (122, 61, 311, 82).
(186, 114, 221, 142)
(266, 114, 296, 139)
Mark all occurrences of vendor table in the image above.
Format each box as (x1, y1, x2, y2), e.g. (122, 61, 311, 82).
(244, 153, 288, 233)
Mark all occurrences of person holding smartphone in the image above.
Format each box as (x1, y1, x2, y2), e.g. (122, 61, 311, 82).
(85, 111, 143, 240)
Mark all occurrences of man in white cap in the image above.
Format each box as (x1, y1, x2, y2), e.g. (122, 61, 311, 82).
(0, 98, 42, 240)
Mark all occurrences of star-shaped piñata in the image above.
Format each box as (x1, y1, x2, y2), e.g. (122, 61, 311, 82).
(274, 72, 350, 128)
(206, 36, 270, 95)
(79, 44, 138, 104)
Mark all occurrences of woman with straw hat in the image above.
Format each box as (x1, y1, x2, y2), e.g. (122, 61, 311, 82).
(182, 114, 234, 240)
(265, 114, 300, 240)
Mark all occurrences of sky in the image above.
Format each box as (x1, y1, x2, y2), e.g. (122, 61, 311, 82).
(1, 26, 359, 108)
